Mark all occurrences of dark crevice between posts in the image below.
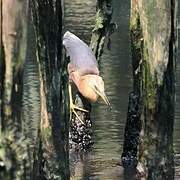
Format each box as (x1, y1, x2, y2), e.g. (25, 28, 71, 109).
(70, 0, 113, 153)
(122, 14, 142, 169)
(11, 66, 24, 132)
(31, 135, 44, 180)
(122, 92, 141, 168)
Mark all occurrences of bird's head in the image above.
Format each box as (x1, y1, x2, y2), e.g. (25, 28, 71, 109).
(63, 31, 86, 50)
(79, 75, 111, 108)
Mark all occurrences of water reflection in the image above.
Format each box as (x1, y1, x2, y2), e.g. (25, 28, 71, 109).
(64, 0, 96, 44)
(87, 1, 132, 179)
(22, 15, 40, 143)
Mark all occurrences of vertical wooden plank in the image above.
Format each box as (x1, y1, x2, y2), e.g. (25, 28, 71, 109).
(31, 1, 69, 179)
(122, 0, 177, 178)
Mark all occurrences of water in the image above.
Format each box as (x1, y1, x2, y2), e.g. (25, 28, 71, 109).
(64, 0, 96, 44)
(65, 1, 132, 179)
(83, 1, 132, 179)
(22, 15, 40, 144)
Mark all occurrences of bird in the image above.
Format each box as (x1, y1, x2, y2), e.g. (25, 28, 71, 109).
(63, 31, 110, 123)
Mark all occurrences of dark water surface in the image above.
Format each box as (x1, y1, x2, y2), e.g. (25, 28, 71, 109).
(65, 1, 132, 179)
(22, 18, 40, 144)
(22, 1, 180, 179)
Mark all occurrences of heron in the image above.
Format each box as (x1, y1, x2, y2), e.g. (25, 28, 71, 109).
(63, 31, 110, 123)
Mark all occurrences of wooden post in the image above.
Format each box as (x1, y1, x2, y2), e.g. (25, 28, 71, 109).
(31, 1, 69, 179)
(1, 0, 28, 130)
(0, 1, 30, 179)
(90, 0, 113, 62)
(122, 0, 177, 179)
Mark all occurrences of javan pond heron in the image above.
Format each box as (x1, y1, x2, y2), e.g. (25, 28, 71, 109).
(63, 31, 110, 123)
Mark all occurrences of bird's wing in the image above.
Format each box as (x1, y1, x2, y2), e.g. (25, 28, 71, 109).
(63, 31, 99, 75)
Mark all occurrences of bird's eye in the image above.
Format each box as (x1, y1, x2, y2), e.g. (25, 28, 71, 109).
(94, 85, 98, 91)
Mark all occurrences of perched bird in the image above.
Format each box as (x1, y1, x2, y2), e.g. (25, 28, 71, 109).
(63, 31, 110, 122)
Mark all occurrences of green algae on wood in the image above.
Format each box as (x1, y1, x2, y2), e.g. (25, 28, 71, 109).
(90, 0, 113, 61)
(122, 0, 177, 179)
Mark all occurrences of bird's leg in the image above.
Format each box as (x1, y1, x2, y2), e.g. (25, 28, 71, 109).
(68, 83, 88, 124)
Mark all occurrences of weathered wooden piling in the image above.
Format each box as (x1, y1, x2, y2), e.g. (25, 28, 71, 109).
(0, 1, 29, 179)
(31, 1, 69, 179)
(122, 0, 178, 179)
(90, 0, 113, 62)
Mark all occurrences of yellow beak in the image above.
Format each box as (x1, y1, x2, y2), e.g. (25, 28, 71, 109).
(93, 86, 111, 109)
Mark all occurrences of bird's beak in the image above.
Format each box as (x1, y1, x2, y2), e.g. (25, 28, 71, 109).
(93, 86, 111, 109)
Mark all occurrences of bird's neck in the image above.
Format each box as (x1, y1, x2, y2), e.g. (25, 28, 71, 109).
(71, 71, 81, 87)
(71, 73, 99, 102)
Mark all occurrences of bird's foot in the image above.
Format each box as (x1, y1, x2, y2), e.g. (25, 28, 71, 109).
(70, 103, 88, 124)
(69, 82, 88, 123)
